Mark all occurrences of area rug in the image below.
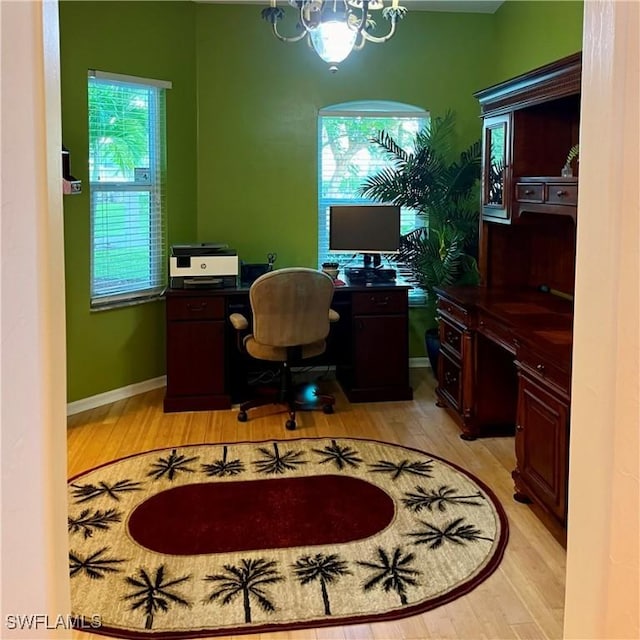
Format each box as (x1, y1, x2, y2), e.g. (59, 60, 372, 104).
(67, 437, 508, 638)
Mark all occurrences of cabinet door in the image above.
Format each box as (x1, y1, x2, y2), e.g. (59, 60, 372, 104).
(166, 320, 225, 397)
(482, 114, 511, 222)
(516, 375, 569, 520)
(353, 314, 408, 390)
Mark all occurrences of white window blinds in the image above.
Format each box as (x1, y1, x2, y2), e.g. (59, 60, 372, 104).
(88, 70, 171, 309)
(317, 102, 429, 303)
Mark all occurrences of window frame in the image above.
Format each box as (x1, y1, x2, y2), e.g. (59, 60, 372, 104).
(87, 70, 171, 310)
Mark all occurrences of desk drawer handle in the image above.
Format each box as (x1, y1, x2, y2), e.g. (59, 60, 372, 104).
(556, 190, 568, 197)
(516, 424, 524, 432)
(536, 363, 545, 373)
(370, 296, 390, 306)
(524, 189, 534, 195)
(187, 302, 208, 312)
(444, 371, 458, 386)
(446, 331, 458, 345)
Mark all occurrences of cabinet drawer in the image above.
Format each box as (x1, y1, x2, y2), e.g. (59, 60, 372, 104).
(478, 313, 516, 354)
(167, 296, 224, 321)
(517, 344, 571, 394)
(439, 350, 462, 411)
(437, 297, 471, 327)
(546, 183, 578, 206)
(515, 182, 544, 202)
(440, 318, 463, 359)
(352, 290, 406, 315)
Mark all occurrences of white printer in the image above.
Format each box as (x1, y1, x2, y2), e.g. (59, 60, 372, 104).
(169, 244, 239, 289)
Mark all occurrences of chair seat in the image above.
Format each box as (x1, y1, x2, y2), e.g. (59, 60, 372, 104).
(244, 336, 326, 362)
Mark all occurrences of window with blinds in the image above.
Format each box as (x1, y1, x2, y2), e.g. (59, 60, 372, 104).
(88, 70, 171, 309)
(317, 102, 429, 304)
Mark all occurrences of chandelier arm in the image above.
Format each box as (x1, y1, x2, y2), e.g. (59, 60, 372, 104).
(271, 22, 309, 43)
(361, 19, 397, 43)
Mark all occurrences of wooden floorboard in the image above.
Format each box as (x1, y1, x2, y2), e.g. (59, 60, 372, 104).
(68, 368, 565, 640)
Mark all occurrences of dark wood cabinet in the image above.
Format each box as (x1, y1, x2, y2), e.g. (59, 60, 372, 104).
(164, 293, 231, 412)
(337, 288, 412, 402)
(435, 46, 580, 547)
(514, 360, 570, 543)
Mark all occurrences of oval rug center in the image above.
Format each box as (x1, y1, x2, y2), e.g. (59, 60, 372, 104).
(128, 474, 395, 554)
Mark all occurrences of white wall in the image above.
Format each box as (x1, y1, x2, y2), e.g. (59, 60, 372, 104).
(0, 1, 70, 637)
(564, 1, 640, 639)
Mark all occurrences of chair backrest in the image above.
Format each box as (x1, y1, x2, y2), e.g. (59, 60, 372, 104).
(249, 267, 335, 348)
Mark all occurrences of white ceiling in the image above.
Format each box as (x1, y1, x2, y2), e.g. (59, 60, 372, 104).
(198, 1, 505, 14)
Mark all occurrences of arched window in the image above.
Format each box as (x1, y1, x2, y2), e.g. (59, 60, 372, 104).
(317, 101, 429, 302)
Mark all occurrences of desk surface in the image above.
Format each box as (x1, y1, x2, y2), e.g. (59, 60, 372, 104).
(166, 279, 412, 296)
(436, 286, 573, 370)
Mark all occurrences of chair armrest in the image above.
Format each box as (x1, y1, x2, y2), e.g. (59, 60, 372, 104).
(229, 313, 249, 331)
(329, 309, 340, 323)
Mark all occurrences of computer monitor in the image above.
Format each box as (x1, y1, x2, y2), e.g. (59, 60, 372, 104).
(329, 204, 401, 268)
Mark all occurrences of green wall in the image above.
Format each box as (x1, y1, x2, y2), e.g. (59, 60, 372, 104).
(59, 0, 583, 401)
(60, 1, 197, 402)
(493, 1, 584, 81)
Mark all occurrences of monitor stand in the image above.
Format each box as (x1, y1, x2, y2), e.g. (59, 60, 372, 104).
(345, 254, 396, 284)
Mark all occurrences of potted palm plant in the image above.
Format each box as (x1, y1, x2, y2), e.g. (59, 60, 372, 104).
(359, 111, 481, 375)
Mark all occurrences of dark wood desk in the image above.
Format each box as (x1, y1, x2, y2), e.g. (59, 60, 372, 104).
(435, 286, 573, 545)
(164, 282, 413, 414)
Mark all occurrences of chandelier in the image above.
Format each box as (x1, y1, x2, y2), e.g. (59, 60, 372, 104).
(261, 1, 408, 72)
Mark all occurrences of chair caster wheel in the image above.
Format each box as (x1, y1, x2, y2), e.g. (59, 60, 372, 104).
(237, 411, 247, 423)
(285, 419, 296, 431)
(322, 404, 334, 414)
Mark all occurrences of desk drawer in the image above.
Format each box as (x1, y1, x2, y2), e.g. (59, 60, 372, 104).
(167, 296, 224, 321)
(437, 297, 471, 327)
(517, 344, 571, 394)
(440, 318, 463, 359)
(439, 350, 462, 411)
(352, 290, 406, 315)
(478, 313, 516, 354)
(546, 183, 578, 206)
(515, 182, 544, 203)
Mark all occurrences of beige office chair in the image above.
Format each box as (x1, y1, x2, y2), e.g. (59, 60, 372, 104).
(229, 267, 339, 430)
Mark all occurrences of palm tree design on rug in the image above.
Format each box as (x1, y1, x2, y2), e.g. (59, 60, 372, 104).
(70, 479, 143, 503)
(204, 558, 284, 623)
(292, 553, 351, 615)
(68, 508, 122, 538)
(357, 547, 421, 606)
(402, 485, 485, 513)
(312, 440, 363, 470)
(253, 442, 306, 474)
(69, 547, 124, 579)
(406, 517, 494, 549)
(123, 566, 191, 630)
(369, 458, 434, 480)
(201, 445, 245, 477)
(147, 448, 198, 481)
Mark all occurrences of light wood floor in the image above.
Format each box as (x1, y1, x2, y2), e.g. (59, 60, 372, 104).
(68, 368, 566, 640)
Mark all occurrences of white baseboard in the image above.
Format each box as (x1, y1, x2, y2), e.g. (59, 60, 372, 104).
(67, 376, 167, 416)
(67, 360, 431, 415)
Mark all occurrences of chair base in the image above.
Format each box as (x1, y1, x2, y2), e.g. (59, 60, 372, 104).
(237, 384, 335, 430)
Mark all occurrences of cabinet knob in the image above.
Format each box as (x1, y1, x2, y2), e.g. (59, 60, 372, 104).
(536, 363, 545, 373)
(556, 190, 568, 197)
(524, 189, 534, 195)
(516, 424, 524, 432)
